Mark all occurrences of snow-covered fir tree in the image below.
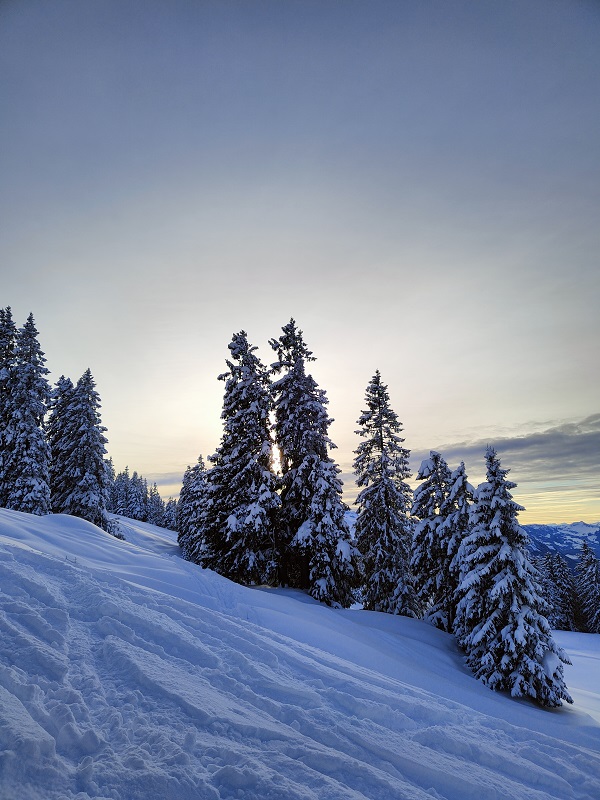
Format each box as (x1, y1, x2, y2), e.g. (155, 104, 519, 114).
(163, 497, 178, 532)
(146, 483, 165, 526)
(1, 314, 51, 515)
(541, 552, 577, 631)
(47, 375, 76, 513)
(128, 471, 148, 521)
(454, 447, 572, 707)
(111, 467, 131, 516)
(575, 542, 600, 633)
(48, 369, 110, 531)
(442, 462, 473, 632)
(271, 320, 356, 606)
(200, 332, 280, 585)
(0, 307, 18, 508)
(104, 457, 116, 512)
(177, 456, 207, 560)
(353, 370, 418, 616)
(411, 451, 453, 628)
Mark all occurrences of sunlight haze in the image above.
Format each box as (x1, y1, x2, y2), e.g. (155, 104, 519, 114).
(1, 0, 598, 523)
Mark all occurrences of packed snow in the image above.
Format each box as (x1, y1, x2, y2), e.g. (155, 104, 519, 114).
(1, 509, 599, 800)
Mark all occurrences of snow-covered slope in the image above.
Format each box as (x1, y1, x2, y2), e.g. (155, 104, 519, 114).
(1, 510, 599, 800)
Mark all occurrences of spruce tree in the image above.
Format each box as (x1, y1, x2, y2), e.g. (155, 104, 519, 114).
(575, 542, 600, 633)
(47, 376, 76, 512)
(411, 451, 452, 628)
(0, 307, 18, 507)
(541, 552, 577, 631)
(354, 370, 418, 616)
(128, 471, 148, 521)
(111, 467, 131, 517)
(200, 332, 280, 585)
(104, 457, 116, 512)
(177, 456, 207, 561)
(48, 369, 110, 530)
(454, 447, 572, 707)
(443, 462, 473, 632)
(146, 483, 165, 526)
(271, 320, 356, 607)
(2, 314, 51, 515)
(164, 497, 178, 531)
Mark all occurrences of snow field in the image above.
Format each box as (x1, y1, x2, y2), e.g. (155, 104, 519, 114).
(1, 509, 599, 799)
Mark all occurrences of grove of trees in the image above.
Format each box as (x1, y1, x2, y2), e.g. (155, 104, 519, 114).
(2, 307, 598, 708)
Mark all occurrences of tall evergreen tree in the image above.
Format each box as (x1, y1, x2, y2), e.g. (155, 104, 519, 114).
(164, 497, 178, 531)
(128, 471, 148, 521)
(177, 456, 207, 561)
(48, 369, 110, 530)
(575, 542, 600, 633)
(146, 482, 165, 526)
(47, 376, 76, 512)
(411, 451, 452, 628)
(200, 332, 280, 585)
(354, 370, 418, 616)
(0, 307, 18, 508)
(104, 457, 116, 512)
(443, 462, 473, 632)
(112, 466, 131, 516)
(271, 320, 356, 606)
(2, 314, 51, 515)
(541, 552, 577, 631)
(454, 447, 572, 707)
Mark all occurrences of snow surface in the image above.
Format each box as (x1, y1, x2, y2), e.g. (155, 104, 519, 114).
(1, 509, 599, 800)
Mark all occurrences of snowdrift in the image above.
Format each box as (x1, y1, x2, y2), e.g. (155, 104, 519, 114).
(1, 508, 599, 800)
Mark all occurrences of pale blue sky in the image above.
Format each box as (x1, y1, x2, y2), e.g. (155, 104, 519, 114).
(1, 0, 599, 521)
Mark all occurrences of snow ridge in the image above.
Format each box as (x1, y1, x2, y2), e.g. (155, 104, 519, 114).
(1, 509, 599, 799)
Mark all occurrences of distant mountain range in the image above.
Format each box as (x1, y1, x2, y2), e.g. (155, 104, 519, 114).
(523, 522, 600, 565)
(345, 511, 600, 568)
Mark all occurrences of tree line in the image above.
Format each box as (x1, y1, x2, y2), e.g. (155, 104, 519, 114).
(0, 307, 114, 529)
(2, 308, 598, 707)
(174, 321, 588, 707)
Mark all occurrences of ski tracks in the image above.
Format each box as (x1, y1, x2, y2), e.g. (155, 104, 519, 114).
(1, 543, 599, 800)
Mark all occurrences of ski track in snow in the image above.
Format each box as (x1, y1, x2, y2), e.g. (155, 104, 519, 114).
(1, 510, 599, 800)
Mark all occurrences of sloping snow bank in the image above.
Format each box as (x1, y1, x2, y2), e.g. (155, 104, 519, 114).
(1, 509, 599, 800)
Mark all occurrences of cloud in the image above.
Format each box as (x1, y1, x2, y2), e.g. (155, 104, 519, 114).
(411, 414, 600, 488)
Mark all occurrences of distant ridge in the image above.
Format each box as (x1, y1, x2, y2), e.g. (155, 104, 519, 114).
(523, 522, 600, 564)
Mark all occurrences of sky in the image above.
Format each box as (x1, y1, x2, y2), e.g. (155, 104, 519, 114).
(1, 0, 598, 523)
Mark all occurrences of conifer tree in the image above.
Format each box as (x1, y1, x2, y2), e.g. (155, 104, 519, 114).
(128, 471, 148, 521)
(48, 369, 110, 530)
(164, 497, 178, 531)
(353, 370, 418, 616)
(146, 483, 165, 526)
(542, 552, 577, 631)
(271, 320, 356, 607)
(411, 451, 452, 628)
(177, 456, 207, 561)
(0, 307, 18, 508)
(443, 462, 473, 632)
(575, 542, 600, 633)
(47, 376, 76, 512)
(112, 467, 131, 516)
(200, 332, 280, 585)
(454, 447, 572, 707)
(104, 457, 116, 512)
(2, 314, 51, 515)
(532, 553, 551, 602)
(270, 319, 357, 607)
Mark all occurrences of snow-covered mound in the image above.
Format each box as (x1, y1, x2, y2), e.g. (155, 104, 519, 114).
(524, 522, 600, 563)
(1, 510, 599, 800)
